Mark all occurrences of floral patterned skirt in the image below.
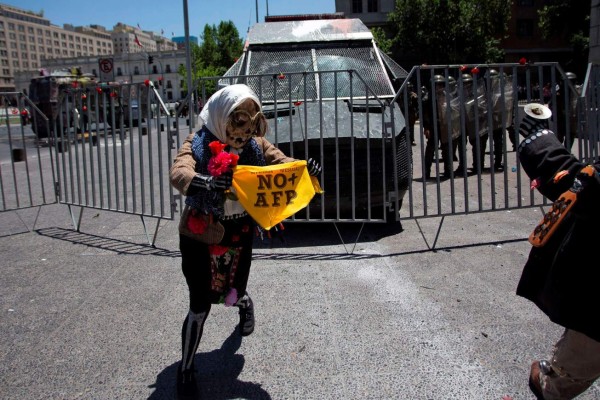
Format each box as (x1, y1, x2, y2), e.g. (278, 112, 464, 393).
(180, 214, 255, 307)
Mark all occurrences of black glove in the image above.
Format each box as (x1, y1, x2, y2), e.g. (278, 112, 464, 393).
(572, 165, 600, 217)
(187, 171, 233, 195)
(307, 158, 321, 176)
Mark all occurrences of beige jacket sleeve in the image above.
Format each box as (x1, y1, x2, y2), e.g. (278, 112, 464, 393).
(169, 134, 296, 195)
(169, 132, 197, 195)
(256, 136, 295, 164)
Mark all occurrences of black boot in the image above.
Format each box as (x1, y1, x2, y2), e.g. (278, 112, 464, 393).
(237, 294, 255, 336)
(177, 365, 198, 399)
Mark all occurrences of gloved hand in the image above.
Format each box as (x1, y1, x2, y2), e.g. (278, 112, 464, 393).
(572, 165, 600, 217)
(187, 171, 233, 195)
(307, 158, 321, 176)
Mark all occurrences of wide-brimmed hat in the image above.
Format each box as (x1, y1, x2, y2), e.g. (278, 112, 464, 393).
(523, 103, 552, 120)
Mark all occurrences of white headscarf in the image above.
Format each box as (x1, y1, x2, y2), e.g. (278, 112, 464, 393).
(198, 84, 262, 143)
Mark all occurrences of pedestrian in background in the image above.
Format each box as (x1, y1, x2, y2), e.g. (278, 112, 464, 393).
(169, 84, 320, 399)
(515, 102, 600, 400)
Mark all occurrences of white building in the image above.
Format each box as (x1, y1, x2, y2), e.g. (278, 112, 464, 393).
(15, 49, 188, 102)
(0, 3, 177, 92)
(0, 3, 114, 91)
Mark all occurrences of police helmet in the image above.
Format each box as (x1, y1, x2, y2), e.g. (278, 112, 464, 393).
(461, 73, 473, 83)
(565, 72, 577, 81)
(433, 74, 445, 84)
(488, 69, 499, 77)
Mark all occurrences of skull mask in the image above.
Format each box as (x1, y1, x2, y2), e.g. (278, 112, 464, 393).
(225, 99, 267, 149)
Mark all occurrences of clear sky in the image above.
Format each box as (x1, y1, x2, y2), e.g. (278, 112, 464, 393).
(1, 0, 336, 39)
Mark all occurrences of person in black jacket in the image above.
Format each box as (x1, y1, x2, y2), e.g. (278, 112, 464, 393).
(516, 103, 600, 400)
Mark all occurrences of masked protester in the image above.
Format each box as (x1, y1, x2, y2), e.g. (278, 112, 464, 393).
(169, 84, 321, 399)
(516, 103, 600, 400)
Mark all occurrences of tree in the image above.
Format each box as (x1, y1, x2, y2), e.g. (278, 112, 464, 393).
(538, 0, 590, 73)
(386, 0, 511, 67)
(178, 21, 244, 96)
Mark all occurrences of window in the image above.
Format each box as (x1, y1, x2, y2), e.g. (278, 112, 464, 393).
(166, 64, 171, 73)
(516, 19, 534, 37)
(117, 67, 122, 76)
(152, 65, 158, 74)
(367, 0, 378, 12)
(134, 66, 140, 75)
(352, 0, 363, 13)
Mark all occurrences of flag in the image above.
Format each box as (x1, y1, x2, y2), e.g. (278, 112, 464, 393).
(134, 33, 142, 47)
(231, 161, 323, 230)
(171, 32, 174, 37)
(161, 29, 164, 35)
(137, 22, 141, 29)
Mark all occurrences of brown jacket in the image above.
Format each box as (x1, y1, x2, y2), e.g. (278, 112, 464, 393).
(169, 132, 295, 196)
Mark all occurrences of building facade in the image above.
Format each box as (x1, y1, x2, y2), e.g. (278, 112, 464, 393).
(0, 3, 176, 92)
(0, 3, 113, 91)
(334, 0, 396, 29)
(14, 48, 188, 102)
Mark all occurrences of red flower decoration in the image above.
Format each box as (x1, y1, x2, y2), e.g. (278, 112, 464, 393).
(187, 213, 208, 234)
(519, 57, 527, 65)
(144, 79, 150, 86)
(208, 245, 229, 256)
(278, 73, 286, 80)
(294, 101, 303, 106)
(207, 140, 239, 177)
(459, 65, 468, 72)
(471, 67, 480, 75)
(209, 140, 227, 156)
(96, 87, 103, 93)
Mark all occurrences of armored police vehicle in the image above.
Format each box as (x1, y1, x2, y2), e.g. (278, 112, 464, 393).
(217, 18, 411, 222)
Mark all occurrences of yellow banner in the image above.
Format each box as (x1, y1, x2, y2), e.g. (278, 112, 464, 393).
(232, 160, 323, 230)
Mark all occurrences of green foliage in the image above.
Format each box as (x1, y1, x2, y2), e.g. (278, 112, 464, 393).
(372, 27, 392, 54)
(387, 0, 511, 65)
(178, 20, 243, 96)
(538, 0, 589, 72)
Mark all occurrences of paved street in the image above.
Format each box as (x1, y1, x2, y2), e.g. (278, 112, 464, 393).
(1, 199, 600, 399)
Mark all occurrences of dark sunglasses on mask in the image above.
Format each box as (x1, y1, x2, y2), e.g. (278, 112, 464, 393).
(228, 109, 266, 136)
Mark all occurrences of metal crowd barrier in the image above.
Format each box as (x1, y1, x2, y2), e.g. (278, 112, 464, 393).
(1, 63, 598, 247)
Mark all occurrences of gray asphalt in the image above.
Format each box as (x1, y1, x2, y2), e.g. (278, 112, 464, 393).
(1, 200, 600, 399)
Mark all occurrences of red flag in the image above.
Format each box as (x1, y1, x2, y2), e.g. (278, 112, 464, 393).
(134, 33, 142, 47)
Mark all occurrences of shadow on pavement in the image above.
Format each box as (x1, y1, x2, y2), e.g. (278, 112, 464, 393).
(148, 328, 271, 400)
